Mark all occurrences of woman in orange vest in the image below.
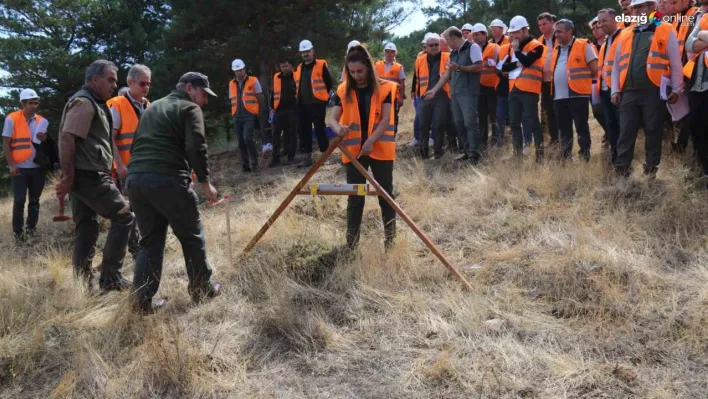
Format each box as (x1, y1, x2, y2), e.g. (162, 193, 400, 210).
(2, 89, 49, 241)
(330, 45, 397, 250)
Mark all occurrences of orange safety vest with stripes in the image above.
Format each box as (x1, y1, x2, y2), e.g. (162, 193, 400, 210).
(550, 38, 594, 95)
(510, 39, 545, 94)
(490, 36, 510, 47)
(683, 13, 708, 79)
(107, 95, 149, 167)
(337, 80, 396, 164)
(7, 110, 43, 164)
(598, 29, 623, 91)
(229, 76, 260, 116)
(673, 7, 698, 58)
(294, 59, 330, 102)
(374, 60, 404, 101)
(415, 51, 451, 97)
(616, 22, 673, 90)
(481, 43, 500, 88)
(272, 72, 293, 110)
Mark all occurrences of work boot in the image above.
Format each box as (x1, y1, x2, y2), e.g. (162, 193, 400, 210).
(456, 153, 471, 162)
(100, 277, 133, 294)
(242, 164, 252, 173)
(299, 154, 314, 168)
(433, 150, 445, 160)
(191, 282, 222, 305)
(132, 297, 168, 315)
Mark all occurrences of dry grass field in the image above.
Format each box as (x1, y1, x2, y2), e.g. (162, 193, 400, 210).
(1, 102, 707, 398)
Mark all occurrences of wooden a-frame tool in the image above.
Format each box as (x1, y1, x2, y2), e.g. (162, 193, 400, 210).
(243, 138, 473, 291)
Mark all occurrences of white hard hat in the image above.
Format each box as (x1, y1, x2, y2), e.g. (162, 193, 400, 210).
(426, 33, 441, 43)
(489, 19, 508, 34)
(589, 16, 599, 29)
(507, 16, 529, 33)
(231, 59, 245, 71)
(347, 40, 361, 50)
(630, 0, 657, 6)
(299, 39, 314, 52)
(384, 42, 397, 52)
(19, 89, 38, 101)
(461, 23, 474, 31)
(471, 23, 488, 33)
(422, 32, 433, 43)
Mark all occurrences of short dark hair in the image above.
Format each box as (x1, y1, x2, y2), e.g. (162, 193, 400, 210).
(446, 26, 464, 39)
(598, 8, 617, 17)
(278, 59, 292, 66)
(537, 12, 557, 22)
(555, 19, 574, 32)
(85, 60, 117, 84)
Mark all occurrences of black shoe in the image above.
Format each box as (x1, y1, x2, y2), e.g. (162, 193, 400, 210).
(242, 164, 252, 173)
(191, 282, 222, 304)
(434, 151, 445, 160)
(298, 155, 314, 168)
(133, 298, 168, 315)
(100, 277, 132, 294)
(25, 228, 37, 238)
(268, 158, 281, 168)
(13, 232, 25, 244)
(456, 154, 471, 162)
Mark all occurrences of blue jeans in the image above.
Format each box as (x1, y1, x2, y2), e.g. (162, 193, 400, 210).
(509, 91, 543, 156)
(600, 90, 620, 163)
(234, 115, 258, 168)
(11, 167, 46, 236)
(494, 95, 508, 146)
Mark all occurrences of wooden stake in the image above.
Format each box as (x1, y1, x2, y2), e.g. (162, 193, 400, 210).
(225, 196, 233, 268)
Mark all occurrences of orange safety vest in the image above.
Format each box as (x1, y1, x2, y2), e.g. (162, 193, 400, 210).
(272, 72, 295, 110)
(490, 36, 510, 46)
(7, 110, 42, 164)
(481, 43, 500, 88)
(229, 76, 260, 116)
(510, 39, 545, 94)
(673, 7, 698, 57)
(374, 60, 404, 101)
(414, 52, 451, 97)
(550, 38, 594, 95)
(336, 80, 396, 164)
(107, 95, 149, 167)
(598, 29, 623, 90)
(294, 59, 330, 102)
(683, 13, 708, 79)
(616, 22, 673, 90)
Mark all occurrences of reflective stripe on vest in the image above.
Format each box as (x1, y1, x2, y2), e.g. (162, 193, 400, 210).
(272, 73, 282, 110)
(673, 7, 697, 57)
(510, 39, 544, 94)
(415, 52, 450, 97)
(229, 76, 260, 116)
(8, 110, 37, 164)
(618, 23, 672, 90)
(550, 38, 593, 95)
(336, 80, 396, 164)
(294, 59, 330, 102)
(481, 43, 500, 88)
(683, 14, 708, 79)
(107, 95, 149, 167)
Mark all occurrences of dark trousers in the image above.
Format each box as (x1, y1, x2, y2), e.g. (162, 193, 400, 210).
(126, 173, 213, 305)
(115, 177, 140, 258)
(450, 94, 479, 155)
(675, 116, 693, 153)
(615, 88, 665, 174)
(542, 82, 559, 143)
(234, 115, 258, 168)
(298, 103, 329, 153)
(689, 90, 708, 175)
(591, 102, 608, 138)
(479, 86, 498, 150)
(600, 89, 621, 163)
(509, 91, 543, 157)
(419, 92, 451, 157)
(345, 157, 395, 249)
(494, 95, 508, 146)
(11, 167, 46, 236)
(272, 106, 298, 161)
(554, 97, 591, 160)
(71, 170, 133, 289)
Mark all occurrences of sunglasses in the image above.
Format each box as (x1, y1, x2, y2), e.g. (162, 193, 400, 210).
(428, 44, 440, 47)
(137, 81, 151, 88)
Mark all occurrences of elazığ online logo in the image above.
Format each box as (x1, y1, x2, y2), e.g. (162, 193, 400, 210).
(615, 12, 694, 26)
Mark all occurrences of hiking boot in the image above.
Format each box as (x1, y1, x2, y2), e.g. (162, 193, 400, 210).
(191, 282, 222, 304)
(242, 164, 253, 173)
(133, 297, 168, 315)
(298, 154, 314, 168)
(456, 154, 471, 162)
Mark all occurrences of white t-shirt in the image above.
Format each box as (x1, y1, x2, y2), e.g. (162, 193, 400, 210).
(2, 114, 49, 168)
(468, 42, 483, 63)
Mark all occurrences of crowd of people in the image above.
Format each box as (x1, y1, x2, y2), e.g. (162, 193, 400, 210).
(4, 0, 708, 314)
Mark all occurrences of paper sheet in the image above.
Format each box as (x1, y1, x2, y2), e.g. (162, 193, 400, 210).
(660, 75, 671, 101)
(496, 55, 508, 71)
(591, 83, 601, 105)
(666, 91, 690, 121)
